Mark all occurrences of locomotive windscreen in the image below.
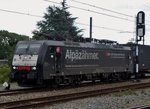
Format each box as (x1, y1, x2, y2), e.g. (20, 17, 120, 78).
(15, 43, 41, 55)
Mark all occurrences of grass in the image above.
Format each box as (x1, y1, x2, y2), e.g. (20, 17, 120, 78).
(0, 64, 10, 83)
(110, 90, 138, 97)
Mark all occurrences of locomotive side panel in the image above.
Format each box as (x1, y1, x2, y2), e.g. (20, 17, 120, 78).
(61, 46, 132, 75)
(100, 49, 132, 73)
(62, 47, 100, 75)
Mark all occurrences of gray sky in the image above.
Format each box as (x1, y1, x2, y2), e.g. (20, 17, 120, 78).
(0, 0, 150, 44)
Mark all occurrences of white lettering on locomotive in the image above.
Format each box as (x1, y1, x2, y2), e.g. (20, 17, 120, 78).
(110, 53, 125, 58)
(65, 49, 99, 61)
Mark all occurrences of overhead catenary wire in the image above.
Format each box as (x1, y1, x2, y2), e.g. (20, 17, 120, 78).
(70, 0, 134, 18)
(0, 8, 42, 18)
(44, 0, 150, 25)
(70, 0, 150, 23)
(0, 8, 133, 33)
(70, 5, 134, 22)
(1, 2, 148, 34)
(76, 22, 133, 33)
(43, 0, 150, 33)
(44, 0, 134, 22)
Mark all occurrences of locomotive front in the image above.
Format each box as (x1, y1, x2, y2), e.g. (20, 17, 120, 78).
(10, 41, 42, 86)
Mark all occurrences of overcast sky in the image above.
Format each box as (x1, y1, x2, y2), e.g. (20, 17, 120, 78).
(0, 0, 150, 44)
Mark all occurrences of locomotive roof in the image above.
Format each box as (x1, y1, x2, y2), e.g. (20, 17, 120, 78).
(18, 40, 131, 51)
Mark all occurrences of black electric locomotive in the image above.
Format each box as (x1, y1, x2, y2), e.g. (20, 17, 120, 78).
(10, 40, 133, 87)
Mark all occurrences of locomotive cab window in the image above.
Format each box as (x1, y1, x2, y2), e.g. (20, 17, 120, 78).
(15, 43, 41, 55)
(15, 44, 28, 54)
(28, 44, 41, 55)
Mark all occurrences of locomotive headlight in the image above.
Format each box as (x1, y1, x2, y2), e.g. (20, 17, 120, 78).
(32, 67, 36, 70)
(13, 66, 17, 69)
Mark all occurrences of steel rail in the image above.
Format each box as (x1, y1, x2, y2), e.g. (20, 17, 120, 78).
(129, 105, 150, 109)
(0, 81, 150, 109)
(0, 88, 41, 97)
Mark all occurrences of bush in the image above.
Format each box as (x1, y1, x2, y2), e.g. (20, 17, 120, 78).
(0, 64, 10, 83)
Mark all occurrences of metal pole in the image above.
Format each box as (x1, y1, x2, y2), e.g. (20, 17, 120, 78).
(143, 36, 145, 45)
(135, 11, 145, 81)
(135, 16, 139, 81)
(135, 40, 138, 80)
(90, 17, 92, 41)
(62, 0, 66, 9)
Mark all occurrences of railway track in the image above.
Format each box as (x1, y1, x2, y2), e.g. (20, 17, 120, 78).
(0, 80, 127, 97)
(0, 83, 96, 97)
(0, 88, 30, 96)
(0, 88, 46, 97)
(0, 80, 150, 109)
(0, 77, 149, 97)
(129, 105, 150, 109)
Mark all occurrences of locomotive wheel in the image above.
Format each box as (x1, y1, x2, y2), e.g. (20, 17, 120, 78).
(100, 74, 109, 82)
(70, 76, 81, 86)
(70, 79, 77, 86)
(52, 83, 58, 88)
(52, 77, 62, 88)
(76, 78, 81, 85)
(92, 75, 96, 83)
(92, 79, 95, 83)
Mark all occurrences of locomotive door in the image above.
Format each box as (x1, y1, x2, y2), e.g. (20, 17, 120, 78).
(49, 47, 56, 74)
(43, 46, 61, 79)
(55, 47, 61, 73)
(49, 46, 61, 74)
(42, 46, 56, 79)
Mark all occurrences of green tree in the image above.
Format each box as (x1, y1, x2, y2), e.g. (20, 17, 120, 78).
(0, 30, 29, 61)
(33, 6, 83, 41)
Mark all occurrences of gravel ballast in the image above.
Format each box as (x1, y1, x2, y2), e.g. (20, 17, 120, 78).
(39, 88, 150, 109)
(0, 81, 150, 109)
